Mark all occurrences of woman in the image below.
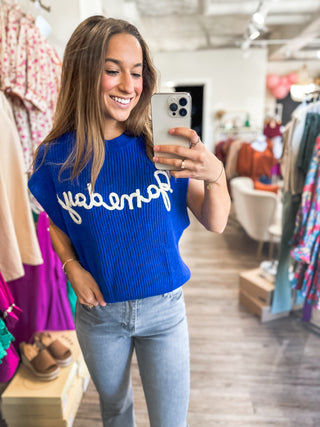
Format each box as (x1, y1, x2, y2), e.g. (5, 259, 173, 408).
(28, 15, 230, 427)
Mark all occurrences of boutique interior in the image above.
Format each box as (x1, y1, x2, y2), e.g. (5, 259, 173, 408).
(0, 0, 320, 426)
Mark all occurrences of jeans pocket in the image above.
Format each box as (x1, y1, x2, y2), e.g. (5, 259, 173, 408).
(79, 302, 110, 313)
(163, 287, 183, 300)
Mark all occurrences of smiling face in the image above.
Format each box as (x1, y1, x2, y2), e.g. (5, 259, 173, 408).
(101, 33, 143, 139)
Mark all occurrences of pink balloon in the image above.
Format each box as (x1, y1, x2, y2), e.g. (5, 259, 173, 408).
(272, 85, 289, 99)
(279, 76, 289, 86)
(266, 74, 279, 89)
(287, 72, 298, 84)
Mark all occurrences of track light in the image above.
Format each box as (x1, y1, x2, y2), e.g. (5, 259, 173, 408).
(242, 1, 269, 53)
(252, 12, 265, 27)
(248, 23, 260, 40)
(249, 29, 261, 40)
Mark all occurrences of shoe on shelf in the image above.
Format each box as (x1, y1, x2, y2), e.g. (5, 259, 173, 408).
(19, 342, 60, 381)
(33, 332, 73, 367)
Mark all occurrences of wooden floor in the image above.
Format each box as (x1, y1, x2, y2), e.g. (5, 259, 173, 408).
(74, 209, 320, 427)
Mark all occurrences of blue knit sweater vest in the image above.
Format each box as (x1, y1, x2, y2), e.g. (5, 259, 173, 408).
(28, 133, 191, 302)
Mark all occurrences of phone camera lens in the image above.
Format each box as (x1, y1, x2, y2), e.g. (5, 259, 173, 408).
(179, 108, 187, 117)
(179, 97, 188, 106)
(169, 103, 178, 112)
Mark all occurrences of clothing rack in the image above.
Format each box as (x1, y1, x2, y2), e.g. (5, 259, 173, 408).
(305, 89, 320, 103)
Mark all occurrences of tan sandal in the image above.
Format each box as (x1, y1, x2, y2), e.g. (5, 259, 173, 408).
(19, 342, 60, 381)
(33, 332, 73, 367)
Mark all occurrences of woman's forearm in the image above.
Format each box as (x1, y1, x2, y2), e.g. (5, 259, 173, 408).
(187, 167, 231, 233)
(201, 169, 231, 233)
(48, 219, 79, 274)
(48, 218, 106, 306)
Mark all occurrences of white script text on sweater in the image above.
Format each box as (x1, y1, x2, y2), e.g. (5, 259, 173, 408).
(57, 170, 173, 224)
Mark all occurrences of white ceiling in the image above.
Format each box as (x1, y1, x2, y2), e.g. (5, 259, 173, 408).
(112, 0, 320, 61)
(20, 0, 320, 62)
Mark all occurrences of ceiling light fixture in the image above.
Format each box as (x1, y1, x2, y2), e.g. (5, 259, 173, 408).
(252, 11, 265, 27)
(242, 1, 270, 53)
(249, 30, 261, 40)
(252, 1, 270, 29)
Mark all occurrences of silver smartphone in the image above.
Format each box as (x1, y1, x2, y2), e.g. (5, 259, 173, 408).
(151, 92, 192, 170)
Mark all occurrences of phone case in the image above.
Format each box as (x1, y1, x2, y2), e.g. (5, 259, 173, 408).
(151, 92, 192, 170)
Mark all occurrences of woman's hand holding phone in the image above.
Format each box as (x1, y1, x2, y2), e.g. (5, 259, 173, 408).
(153, 127, 221, 184)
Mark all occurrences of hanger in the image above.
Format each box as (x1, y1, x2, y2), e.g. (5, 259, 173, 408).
(309, 90, 320, 102)
(29, 0, 50, 13)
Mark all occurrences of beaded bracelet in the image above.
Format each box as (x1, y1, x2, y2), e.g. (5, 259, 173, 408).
(62, 258, 78, 273)
(205, 161, 224, 190)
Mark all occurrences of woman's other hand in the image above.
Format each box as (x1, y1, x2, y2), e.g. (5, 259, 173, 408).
(65, 261, 107, 308)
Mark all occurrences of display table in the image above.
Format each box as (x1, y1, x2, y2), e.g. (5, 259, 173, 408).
(239, 268, 289, 322)
(1, 330, 90, 427)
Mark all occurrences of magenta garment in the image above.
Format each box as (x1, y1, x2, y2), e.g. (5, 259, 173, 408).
(0, 344, 20, 382)
(0, 272, 21, 381)
(8, 212, 74, 348)
(0, 271, 23, 332)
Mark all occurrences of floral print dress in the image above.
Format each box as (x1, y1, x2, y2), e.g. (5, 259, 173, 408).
(290, 137, 320, 305)
(0, 3, 61, 171)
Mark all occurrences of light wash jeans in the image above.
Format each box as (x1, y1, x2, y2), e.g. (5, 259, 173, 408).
(75, 287, 190, 427)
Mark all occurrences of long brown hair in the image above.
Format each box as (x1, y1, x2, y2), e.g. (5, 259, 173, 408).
(38, 16, 157, 188)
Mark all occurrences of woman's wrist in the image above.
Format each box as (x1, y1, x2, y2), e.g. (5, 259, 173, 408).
(205, 161, 224, 190)
(62, 258, 80, 273)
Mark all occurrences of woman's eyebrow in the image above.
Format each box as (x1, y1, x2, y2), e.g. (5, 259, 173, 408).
(105, 58, 142, 68)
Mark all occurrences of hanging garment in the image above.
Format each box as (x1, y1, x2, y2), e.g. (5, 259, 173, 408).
(0, 319, 14, 362)
(0, 91, 43, 281)
(236, 139, 276, 181)
(0, 319, 19, 382)
(224, 139, 243, 180)
(23, 12, 61, 160)
(214, 138, 234, 164)
(297, 113, 320, 175)
(281, 103, 320, 195)
(0, 271, 21, 382)
(271, 191, 302, 313)
(281, 115, 307, 195)
(0, 4, 34, 170)
(290, 137, 320, 305)
(0, 271, 23, 332)
(8, 212, 74, 348)
(0, 3, 61, 170)
(273, 103, 320, 313)
(264, 121, 282, 139)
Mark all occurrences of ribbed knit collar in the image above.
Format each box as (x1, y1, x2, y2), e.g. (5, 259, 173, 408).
(104, 132, 139, 152)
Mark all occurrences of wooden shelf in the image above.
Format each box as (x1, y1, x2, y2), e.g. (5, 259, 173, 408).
(216, 127, 258, 134)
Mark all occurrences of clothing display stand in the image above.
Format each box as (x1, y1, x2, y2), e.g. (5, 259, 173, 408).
(239, 268, 290, 322)
(1, 331, 90, 427)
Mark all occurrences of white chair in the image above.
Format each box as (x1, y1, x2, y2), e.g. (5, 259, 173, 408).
(230, 177, 282, 258)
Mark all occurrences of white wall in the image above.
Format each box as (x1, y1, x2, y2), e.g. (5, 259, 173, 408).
(154, 48, 268, 151)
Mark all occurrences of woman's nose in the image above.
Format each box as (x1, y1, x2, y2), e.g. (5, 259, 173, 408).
(119, 73, 134, 92)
